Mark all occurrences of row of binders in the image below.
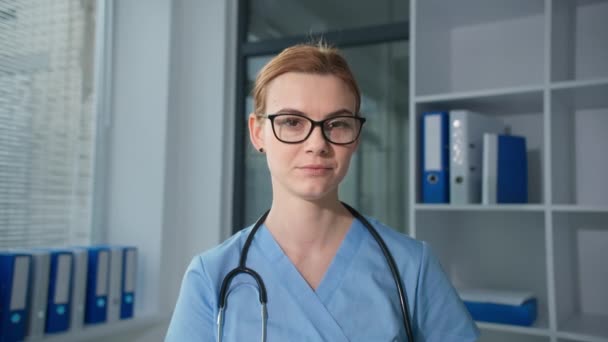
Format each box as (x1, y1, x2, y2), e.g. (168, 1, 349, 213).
(0, 246, 137, 342)
(421, 110, 528, 204)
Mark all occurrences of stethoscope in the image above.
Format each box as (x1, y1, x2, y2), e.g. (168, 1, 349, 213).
(217, 202, 414, 342)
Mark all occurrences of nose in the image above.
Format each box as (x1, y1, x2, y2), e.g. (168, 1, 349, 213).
(305, 124, 329, 154)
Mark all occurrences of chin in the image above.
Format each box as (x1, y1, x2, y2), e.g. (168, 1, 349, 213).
(297, 192, 330, 202)
(291, 184, 337, 202)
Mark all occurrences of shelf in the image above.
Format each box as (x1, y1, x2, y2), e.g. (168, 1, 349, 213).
(551, 78, 608, 92)
(415, 211, 548, 319)
(552, 81, 608, 110)
(415, 85, 544, 115)
(558, 336, 608, 342)
(556, 314, 608, 342)
(552, 205, 608, 213)
(551, 85, 608, 206)
(476, 313, 550, 337)
(415, 0, 545, 95)
(414, 86, 546, 204)
(415, 204, 546, 212)
(478, 328, 551, 342)
(28, 314, 167, 342)
(553, 213, 608, 341)
(551, 0, 608, 83)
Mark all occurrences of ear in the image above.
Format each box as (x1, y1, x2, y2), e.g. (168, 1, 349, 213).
(248, 113, 265, 151)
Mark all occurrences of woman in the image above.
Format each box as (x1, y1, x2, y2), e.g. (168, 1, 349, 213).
(165, 43, 478, 341)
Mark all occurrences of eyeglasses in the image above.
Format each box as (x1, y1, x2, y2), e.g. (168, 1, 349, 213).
(264, 113, 366, 145)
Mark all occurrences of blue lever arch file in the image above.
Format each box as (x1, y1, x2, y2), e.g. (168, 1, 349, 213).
(84, 247, 110, 325)
(0, 252, 31, 342)
(120, 247, 137, 319)
(45, 250, 74, 334)
(421, 111, 450, 203)
(482, 134, 528, 204)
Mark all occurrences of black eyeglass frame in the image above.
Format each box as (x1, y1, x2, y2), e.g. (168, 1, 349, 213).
(264, 113, 366, 145)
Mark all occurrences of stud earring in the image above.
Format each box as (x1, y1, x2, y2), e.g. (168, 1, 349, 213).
(259, 147, 264, 153)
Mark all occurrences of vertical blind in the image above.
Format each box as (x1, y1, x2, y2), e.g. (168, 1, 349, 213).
(0, 0, 98, 248)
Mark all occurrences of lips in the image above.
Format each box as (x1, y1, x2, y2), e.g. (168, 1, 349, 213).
(297, 165, 333, 175)
(299, 164, 332, 170)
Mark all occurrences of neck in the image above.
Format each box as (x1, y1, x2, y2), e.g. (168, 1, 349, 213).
(264, 192, 352, 252)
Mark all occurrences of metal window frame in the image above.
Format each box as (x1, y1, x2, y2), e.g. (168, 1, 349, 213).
(232, 0, 409, 231)
(91, 0, 114, 243)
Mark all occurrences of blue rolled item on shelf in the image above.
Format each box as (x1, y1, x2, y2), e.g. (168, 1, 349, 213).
(464, 298, 537, 326)
(459, 288, 538, 326)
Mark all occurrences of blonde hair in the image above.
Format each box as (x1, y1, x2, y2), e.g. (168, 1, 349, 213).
(251, 42, 361, 118)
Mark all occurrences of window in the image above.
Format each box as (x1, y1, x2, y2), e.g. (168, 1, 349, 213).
(247, 0, 408, 41)
(234, 0, 410, 232)
(0, 0, 100, 248)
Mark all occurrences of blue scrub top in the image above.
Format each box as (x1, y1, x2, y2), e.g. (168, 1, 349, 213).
(166, 217, 479, 341)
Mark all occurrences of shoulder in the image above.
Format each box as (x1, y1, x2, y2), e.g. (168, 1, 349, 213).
(186, 226, 255, 292)
(362, 217, 479, 339)
(168, 228, 256, 340)
(360, 216, 443, 287)
(362, 216, 428, 263)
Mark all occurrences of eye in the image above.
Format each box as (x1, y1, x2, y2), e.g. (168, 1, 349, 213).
(276, 115, 305, 128)
(327, 118, 354, 129)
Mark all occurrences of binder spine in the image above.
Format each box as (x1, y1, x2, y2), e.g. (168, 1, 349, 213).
(70, 249, 88, 331)
(496, 135, 528, 203)
(120, 248, 137, 319)
(421, 111, 450, 203)
(451, 111, 505, 204)
(107, 248, 122, 322)
(45, 252, 73, 333)
(0, 254, 32, 342)
(85, 248, 109, 324)
(27, 252, 50, 338)
(482, 134, 498, 204)
(450, 111, 470, 204)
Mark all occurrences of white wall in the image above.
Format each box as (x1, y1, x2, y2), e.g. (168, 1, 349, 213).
(161, 0, 237, 317)
(99, 0, 237, 341)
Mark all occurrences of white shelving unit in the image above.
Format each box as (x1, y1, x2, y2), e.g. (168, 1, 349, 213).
(409, 1, 608, 341)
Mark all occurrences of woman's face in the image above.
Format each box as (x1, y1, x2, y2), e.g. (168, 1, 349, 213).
(249, 72, 359, 202)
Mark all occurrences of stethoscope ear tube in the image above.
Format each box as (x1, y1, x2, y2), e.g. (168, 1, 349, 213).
(217, 211, 270, 342)
(217, 266, 268, 342)
(218, 267, 268, 308)
(218, 210, 270, 308)
(341, 202, 414, 341)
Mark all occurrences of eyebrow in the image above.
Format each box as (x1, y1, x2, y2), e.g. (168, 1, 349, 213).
(274, 108, 355, 118)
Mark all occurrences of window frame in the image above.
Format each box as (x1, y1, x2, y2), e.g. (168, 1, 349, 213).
(90, 0, 114, 244)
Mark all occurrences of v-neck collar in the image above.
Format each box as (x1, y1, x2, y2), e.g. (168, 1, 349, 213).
(254, 218, 366, 306)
